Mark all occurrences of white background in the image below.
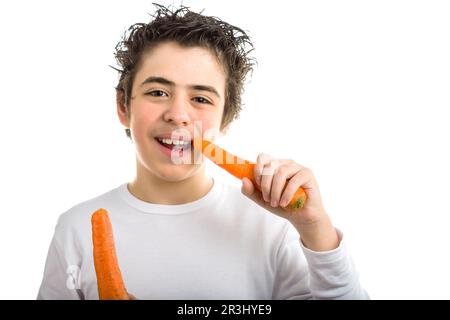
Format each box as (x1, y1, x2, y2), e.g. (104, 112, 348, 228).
(0, 0, 449, 299)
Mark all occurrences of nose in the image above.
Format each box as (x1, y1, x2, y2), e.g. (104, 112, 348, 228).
(163, 96, 191, 127)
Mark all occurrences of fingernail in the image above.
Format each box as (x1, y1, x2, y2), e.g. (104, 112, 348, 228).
(280, 200, 287, 207)
(271, 200, 278, 207)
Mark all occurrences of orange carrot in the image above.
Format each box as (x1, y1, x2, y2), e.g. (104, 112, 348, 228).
(193, 139, 307, 209)
(91, 208, 130, 300)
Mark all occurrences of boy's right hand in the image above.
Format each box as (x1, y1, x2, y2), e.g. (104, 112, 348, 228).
(128, 293, 138, 300)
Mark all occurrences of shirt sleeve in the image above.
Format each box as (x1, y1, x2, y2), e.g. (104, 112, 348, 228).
(272, 223, 370, 300)
(37, 222, 85, 300)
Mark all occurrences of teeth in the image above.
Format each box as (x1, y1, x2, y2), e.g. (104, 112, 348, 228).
(158, 138, 190, 146)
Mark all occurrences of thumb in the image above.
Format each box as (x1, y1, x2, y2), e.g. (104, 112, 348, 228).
(241, 177, 255, 197)
(240, 177, 292, 217)
(241, 177, 266, 206)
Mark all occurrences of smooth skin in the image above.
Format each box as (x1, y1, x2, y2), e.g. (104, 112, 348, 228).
(117, 41, 339, 252)
(241, 154, 339, 251)
(117, 41, 227, 205)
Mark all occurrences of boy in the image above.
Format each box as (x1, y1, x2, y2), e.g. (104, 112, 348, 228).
(37, 4, 369, 300)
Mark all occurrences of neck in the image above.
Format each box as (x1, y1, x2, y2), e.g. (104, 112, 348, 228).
(127, 163, 213, 205)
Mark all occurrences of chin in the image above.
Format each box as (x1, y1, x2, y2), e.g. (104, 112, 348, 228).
(153, 164, 198, 182)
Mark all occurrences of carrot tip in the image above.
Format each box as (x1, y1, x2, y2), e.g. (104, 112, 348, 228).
(91, 208, 108, 224)
(291, 197, 306, 209)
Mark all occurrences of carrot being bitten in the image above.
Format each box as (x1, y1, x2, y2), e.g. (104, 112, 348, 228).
(193, 139, 307, 209)
(91, 208, 134, 300)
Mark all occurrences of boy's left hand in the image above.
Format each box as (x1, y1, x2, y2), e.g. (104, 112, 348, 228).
(241, 153, 340, 251)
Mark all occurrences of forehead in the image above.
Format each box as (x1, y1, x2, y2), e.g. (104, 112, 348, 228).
(134, 41, 227, 92)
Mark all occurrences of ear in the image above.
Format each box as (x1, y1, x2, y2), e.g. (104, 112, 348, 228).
(116, 90, 130, 128)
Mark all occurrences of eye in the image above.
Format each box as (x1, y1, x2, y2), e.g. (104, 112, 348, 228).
(146, 90, 168, 97)
(193, 97, 212, 104)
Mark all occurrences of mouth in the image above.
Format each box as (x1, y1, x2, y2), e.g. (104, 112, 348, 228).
(154, 137, 193, 152)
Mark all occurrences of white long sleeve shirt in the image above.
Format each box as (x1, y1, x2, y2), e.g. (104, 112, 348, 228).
(37, 178, 369, 300)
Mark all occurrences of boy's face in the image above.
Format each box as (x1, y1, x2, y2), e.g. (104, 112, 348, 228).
(118, 41, 227, 182)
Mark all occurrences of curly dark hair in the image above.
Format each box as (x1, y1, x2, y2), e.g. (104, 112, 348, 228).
(113, 3, 256, 138)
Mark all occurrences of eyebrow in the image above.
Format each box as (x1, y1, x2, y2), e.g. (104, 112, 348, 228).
(140, 76, 221, 98)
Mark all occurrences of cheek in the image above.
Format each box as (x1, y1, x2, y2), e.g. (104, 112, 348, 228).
(195, 107, 224, 138)
(130, 108, 157, 138)
(200, 119, 221, 140)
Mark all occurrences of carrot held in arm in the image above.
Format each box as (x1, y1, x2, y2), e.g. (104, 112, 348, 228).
(91, 208, 130, 300)
(193, 139, 307, 209)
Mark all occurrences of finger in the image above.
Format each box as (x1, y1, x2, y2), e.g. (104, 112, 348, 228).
(260, 160, 280, 202)
(279, 168, 312, 208)
(241, 177, 275, 211)
(270, 162, 301, 207)
(254, 153, 274, 187)
(241, 177, 256, 197)
(128, 293, 138, 300)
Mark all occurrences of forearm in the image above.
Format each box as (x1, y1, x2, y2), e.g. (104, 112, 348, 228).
(292, 213, 340, 252)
